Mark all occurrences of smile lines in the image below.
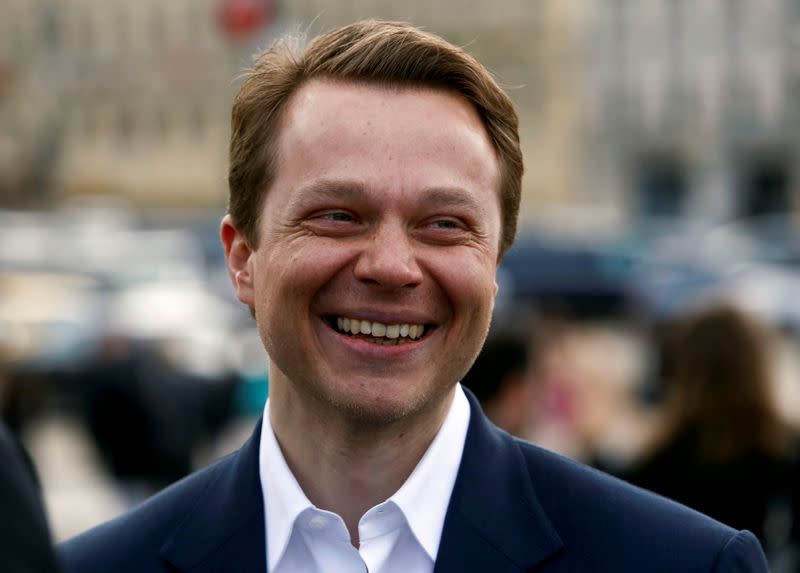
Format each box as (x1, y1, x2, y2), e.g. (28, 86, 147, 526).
(334, 317, 426, 342)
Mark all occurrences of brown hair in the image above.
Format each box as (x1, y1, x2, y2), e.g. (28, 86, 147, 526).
(659, 304, 789, 461)
(228, 20, 523, 259)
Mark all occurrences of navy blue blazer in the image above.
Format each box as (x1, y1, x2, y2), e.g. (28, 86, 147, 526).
(60, 392, 769, 572)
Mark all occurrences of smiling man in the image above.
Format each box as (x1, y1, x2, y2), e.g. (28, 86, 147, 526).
(59, 20, 769, 573)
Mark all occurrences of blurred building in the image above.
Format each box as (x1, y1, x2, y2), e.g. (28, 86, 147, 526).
(0, 0, 567, 218)
(1, 1, 798, 232)
(0, 0, 251, 208)
(576, 0, 799, 225)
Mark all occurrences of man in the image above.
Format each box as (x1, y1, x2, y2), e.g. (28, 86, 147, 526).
(0, 422, 62, 572)
(60, 20, 769, 572)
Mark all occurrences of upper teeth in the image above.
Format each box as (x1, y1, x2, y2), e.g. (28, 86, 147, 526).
(336, 317, 425, 339)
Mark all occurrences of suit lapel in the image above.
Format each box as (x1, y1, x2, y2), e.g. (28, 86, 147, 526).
(160, 419, 266, 573)
(156, 393, 563, 572)
(434, 391, 563, 573)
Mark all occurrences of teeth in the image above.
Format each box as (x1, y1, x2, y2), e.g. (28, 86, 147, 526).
(333, 317, 426, 340)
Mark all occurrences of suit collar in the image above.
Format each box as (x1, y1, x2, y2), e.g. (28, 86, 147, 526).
(434, 390, 563, 572)
(157, 391, 564, 573)
(160, 418, 266, 573)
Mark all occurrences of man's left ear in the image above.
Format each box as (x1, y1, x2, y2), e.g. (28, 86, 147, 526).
(220, 214, 255, 307)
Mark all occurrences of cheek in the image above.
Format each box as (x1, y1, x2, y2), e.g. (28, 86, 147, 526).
(429, 253, 498, 317)
(256, 241, 357, 310)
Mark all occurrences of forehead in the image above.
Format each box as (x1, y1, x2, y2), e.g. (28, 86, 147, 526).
(271, 79, 501, 203)
(280, 78, 486, 131)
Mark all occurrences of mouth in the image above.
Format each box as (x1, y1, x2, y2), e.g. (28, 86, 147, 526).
(324, 316, 432, 346)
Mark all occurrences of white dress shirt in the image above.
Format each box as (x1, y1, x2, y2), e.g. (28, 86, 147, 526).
(259, 385, 471, 573)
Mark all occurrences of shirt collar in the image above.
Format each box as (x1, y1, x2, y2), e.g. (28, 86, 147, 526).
(259, 384, 471, 568)
(387, 385, 470, 560)
(260, 403, 315, 571)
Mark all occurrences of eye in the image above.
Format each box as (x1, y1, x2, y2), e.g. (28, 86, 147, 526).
(429, 219, 460, 230)
(302, 209, 363, 237)
(323, 211, 354, 222)
(424, 216, 467, 232)
(416, 216, 475, 246)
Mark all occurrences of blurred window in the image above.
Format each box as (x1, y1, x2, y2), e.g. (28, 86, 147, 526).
(635, 153, 688, 217)
(737, 156, 791, 218)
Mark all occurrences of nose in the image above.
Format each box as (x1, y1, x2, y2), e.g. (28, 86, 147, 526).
(353, 221, 423, 289)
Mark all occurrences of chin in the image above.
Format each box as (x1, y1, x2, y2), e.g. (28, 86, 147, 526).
(320, 376, 454, 427)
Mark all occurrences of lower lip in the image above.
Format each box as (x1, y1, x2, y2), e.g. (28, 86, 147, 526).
(319, 318, 430, 357)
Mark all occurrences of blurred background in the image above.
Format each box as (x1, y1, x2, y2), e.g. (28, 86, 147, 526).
(2, 0, 800, 570)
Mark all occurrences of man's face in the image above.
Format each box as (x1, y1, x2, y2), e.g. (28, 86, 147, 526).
(224, 80, 502, 424)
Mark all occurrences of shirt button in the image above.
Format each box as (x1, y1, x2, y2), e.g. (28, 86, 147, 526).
(309, 515, 327, 530)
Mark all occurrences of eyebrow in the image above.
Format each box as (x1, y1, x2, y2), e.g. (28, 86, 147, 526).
(288, 179, 487, 214)
(286, 180, 367, 210)
(419, 187, 487, 214)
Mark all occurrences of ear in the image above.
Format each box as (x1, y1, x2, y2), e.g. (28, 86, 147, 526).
(220, 214, 255, 307)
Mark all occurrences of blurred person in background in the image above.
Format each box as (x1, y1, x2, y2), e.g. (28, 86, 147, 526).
(626, 303, 800, 566)
(81, 334, 160, 495)
(81, 333, 238, 499)
(59, 20, 768, 573)
(460, 332, 534, 437)
(0, 421, 61, 572)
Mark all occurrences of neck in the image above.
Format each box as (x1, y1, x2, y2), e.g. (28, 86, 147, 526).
(268, 379, 455, 546)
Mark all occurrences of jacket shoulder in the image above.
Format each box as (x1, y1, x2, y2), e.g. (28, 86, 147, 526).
(513, 438, 766, 571)
(58, 451, 235, 573)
